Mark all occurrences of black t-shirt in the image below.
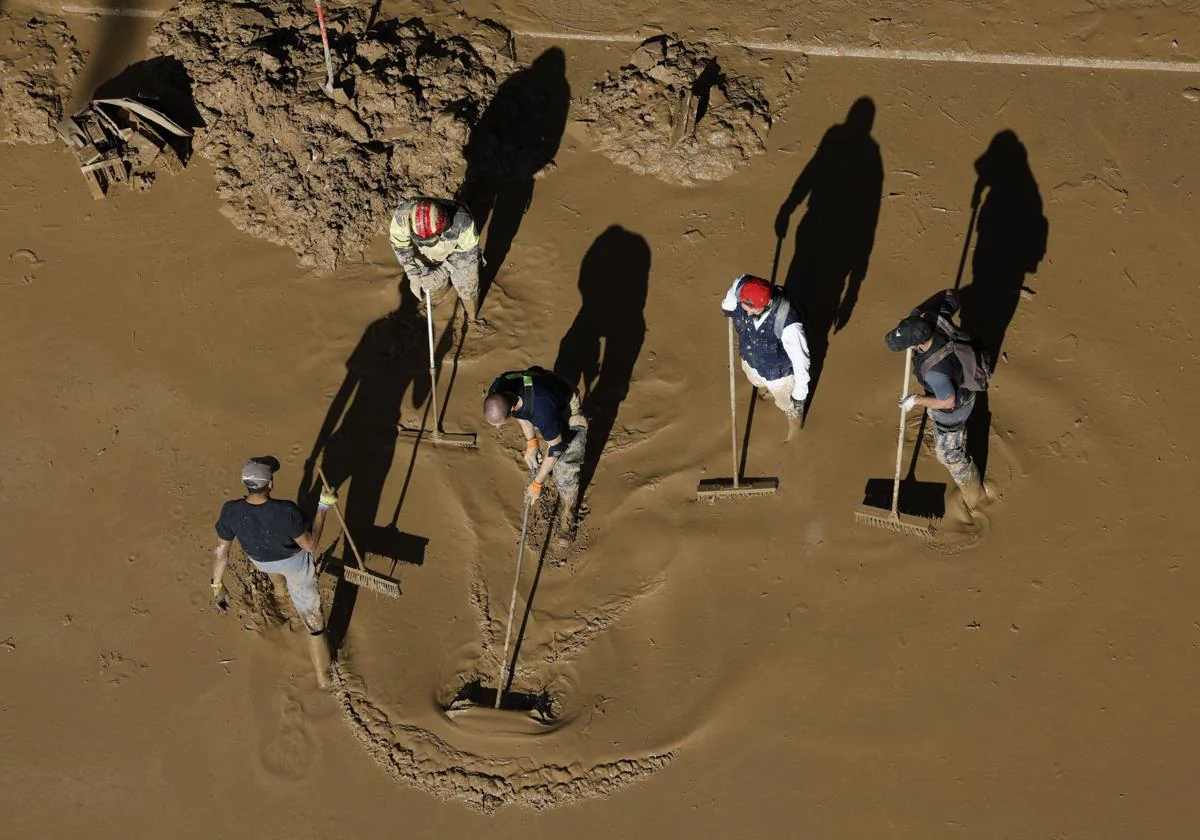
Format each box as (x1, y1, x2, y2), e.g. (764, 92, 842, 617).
(215, 498, 307, 563)
(487, 369, 574, 443)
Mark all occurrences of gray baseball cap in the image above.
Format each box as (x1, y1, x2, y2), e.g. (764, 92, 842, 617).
(241, 458, 277, 486)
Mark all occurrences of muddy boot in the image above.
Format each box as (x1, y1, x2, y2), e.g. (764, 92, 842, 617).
(786, 412, 802, 442)
(555, 492, 578, 544)
(308, 631, 331, 689)
(958, 468, 995, 516)
(463, 293, 481, 323)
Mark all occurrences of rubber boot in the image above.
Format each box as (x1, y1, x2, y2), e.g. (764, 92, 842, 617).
(555, 491, 578, 544)
(308, 631, 332, 689)
(463, 293, 481, 323)
(786, 412, 802, 442)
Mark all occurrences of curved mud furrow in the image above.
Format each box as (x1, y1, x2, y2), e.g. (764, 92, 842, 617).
(150, 0, 517, 268)
(331, 665, 673, 812)
(0, 13, 85, 145)
(574, 35, 783, 185)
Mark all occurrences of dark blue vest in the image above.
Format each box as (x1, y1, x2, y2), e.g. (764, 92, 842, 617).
(731, 290, 800, 381)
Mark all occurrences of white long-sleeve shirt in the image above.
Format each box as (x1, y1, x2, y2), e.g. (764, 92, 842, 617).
(721, 277, 812, 401)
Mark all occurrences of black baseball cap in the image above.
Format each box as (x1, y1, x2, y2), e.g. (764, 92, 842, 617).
(884, 316, 933, 351)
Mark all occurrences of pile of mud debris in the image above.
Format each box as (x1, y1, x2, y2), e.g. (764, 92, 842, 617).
(150, 0, 517, 269)
(0, 13, 85, 145)
(575, 36, 773, 186)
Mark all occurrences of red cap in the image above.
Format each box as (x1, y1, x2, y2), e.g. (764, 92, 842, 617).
(737, 276, 773, 309)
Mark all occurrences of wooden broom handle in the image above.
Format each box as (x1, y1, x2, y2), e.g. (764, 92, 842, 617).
(728, 318, 740, 489)
(892, 349, 913, 517)
(316, 465, 367, 571)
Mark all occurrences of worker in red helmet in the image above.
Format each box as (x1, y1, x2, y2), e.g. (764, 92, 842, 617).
(721, 274, 811, 440)
(388, 196, 483, 323)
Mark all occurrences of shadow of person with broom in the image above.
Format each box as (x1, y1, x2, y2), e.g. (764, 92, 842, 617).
(553, 226, 651, 519)
(774, 96, 883, 423)
(459, 48, 571, 305)
(957, 130, 1048, 480)
(299, 290, 430, 651)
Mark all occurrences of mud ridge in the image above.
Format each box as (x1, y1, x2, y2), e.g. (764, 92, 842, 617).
(330, 664, 674, 812)
(0, 12, 85, 145)
(150, 0, 517, 268)
(574, 34, 776, 185)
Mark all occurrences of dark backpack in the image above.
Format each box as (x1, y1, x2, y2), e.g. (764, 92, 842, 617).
(919, 314, 992, 392)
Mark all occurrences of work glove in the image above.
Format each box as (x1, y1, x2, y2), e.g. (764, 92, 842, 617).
(522, 439, 541, 472)
(899, 394, 918, 412)
(527, 481, 544, 503)
(211, 581, 229, 613)
(791, 397, 806, 416)
(318, 488, 338, 510)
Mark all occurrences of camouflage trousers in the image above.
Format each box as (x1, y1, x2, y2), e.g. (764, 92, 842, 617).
(551, 421, 588, 502)
(931, 419, 980, 490)
(407, 258, 480, 301)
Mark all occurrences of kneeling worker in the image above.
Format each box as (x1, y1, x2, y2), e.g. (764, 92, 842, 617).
(210, 458, 338, 687)
(389, 196, 483, 323)
(483, 368, 588, 541)
(721, 273, 811, 439)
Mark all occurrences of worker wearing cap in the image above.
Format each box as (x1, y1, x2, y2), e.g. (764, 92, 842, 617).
(721, 274, 811, 439)
(885, 289, 992, 515)
(389, 196, 483, 322)
(482, 367, 588, 542)
(210, 458, 338, 687)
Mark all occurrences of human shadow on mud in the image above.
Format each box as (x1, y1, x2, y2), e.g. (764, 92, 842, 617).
(553, 226, 650, 504)
(299, 291, 431, 651)
(958, 129, 1048, 478)
(775, 96, 883, 420)
(459, 47, 570, 303)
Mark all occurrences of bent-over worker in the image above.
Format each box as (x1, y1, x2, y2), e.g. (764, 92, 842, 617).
(210, 458, 338, 687)
(388, 196, 483, 323)
(483, 367, 588, 541)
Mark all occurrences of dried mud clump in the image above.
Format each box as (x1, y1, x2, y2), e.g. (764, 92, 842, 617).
(0, 14, 85, 145)
(150, 0, 516, 269)
(575, 35, 771, 186)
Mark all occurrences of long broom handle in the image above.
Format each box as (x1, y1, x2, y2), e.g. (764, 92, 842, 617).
(495, 485, 533, 708)
(424, 287, 442, 438)
(892, 350, 913, 518)
(314, 0, 335, 92)
(727, 319, 740, 489)
(316, 465, 367, 572)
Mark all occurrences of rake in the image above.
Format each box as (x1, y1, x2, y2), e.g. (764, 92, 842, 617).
(853, 349, 936, 538)
(397, 287, 477, 448)
(697, 319, 779, 500)
(316, 466, 402, 597)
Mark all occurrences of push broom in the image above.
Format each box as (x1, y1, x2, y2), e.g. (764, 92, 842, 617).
(697, 319, 779, 500)
(316, 466, 402, 597)
(397, 287, 477, 448)
(853, 349, 936, 538)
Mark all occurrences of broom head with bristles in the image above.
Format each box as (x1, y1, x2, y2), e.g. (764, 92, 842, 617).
(697, 476, 779, 500)
(342, 565, 401, 598)
(853, 504, 936, 539)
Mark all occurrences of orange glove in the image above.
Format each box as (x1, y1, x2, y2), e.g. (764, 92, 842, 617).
(522, 439, 540, 471)
(527, 481, 543, 502)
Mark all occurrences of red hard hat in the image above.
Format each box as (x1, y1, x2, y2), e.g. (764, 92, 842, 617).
(737, 276, 773, 309)
(412, 199, 450, 240)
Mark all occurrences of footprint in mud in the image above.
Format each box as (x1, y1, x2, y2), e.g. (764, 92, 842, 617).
(258, 696, 316, 781)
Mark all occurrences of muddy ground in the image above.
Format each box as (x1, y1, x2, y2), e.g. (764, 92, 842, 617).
(2, 0, 1199, 836)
